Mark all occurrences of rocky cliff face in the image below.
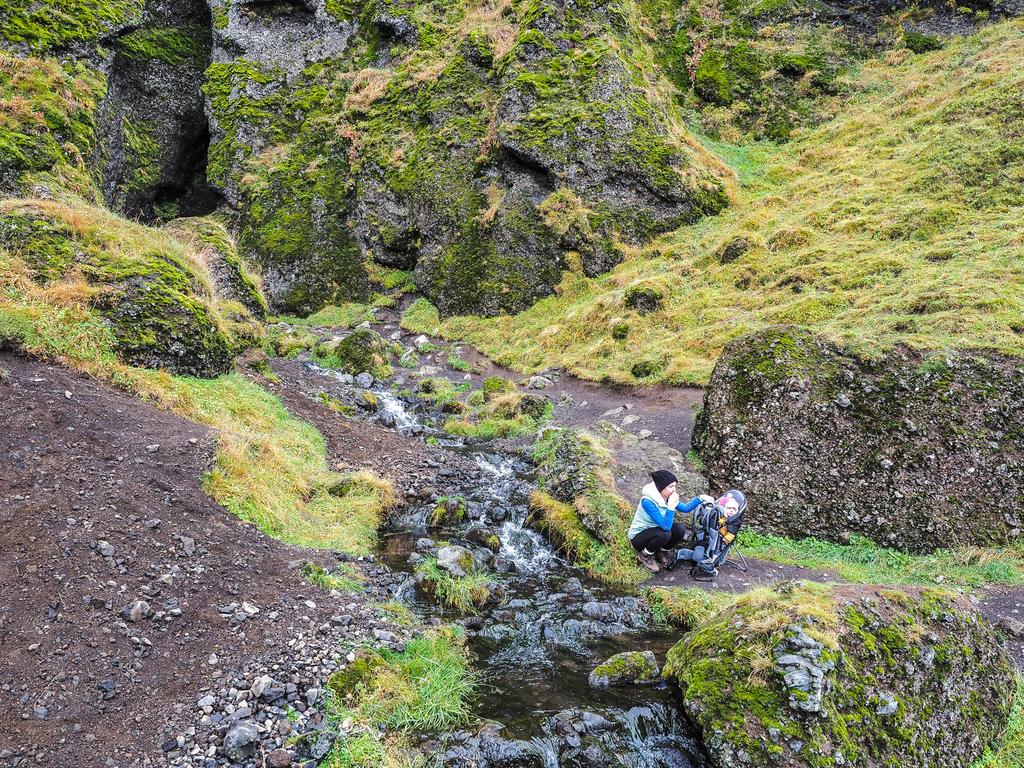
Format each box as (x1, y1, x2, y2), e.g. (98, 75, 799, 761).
(695, 327, 1024, 553)
(202, 0, 731, 315)
(663, 581, 1016, 768)
(5, 0, 1021, 318)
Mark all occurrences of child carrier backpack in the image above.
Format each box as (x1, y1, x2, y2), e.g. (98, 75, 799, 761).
(690, 500, 746, 574)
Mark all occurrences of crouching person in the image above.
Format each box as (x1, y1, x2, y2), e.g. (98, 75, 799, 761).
(676, 489, 746, 581)
(628, 470, 710, 573)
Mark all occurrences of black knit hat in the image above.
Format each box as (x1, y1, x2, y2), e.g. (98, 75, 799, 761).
(651, 470, 677, 492)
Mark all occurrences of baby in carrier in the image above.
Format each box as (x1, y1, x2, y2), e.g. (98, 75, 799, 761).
(674, 489, 746, 581)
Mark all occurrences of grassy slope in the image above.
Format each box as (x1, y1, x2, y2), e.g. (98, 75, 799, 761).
(415, 20, 1024, 385)
(0, 198, 394, 555)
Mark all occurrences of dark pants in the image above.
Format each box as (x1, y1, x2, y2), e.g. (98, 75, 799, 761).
(630, 522, 688, 553)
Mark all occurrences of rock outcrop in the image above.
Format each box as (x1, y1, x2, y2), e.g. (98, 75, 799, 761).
(663, 581, 1016, 768)
(203, 0, 730, 315)
(695, 327, 1024, 553)
(0, 198, 264, 377)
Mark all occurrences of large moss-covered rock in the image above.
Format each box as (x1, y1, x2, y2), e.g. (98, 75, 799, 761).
(663, 582, 1015, 768)
(203, 0, 729, 317)
(312, 328, 392, 378)
(0, 198, 256, 376)
(695, 327, 1024, 553)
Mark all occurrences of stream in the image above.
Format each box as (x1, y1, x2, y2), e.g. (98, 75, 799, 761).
(315, 369, 708, 767)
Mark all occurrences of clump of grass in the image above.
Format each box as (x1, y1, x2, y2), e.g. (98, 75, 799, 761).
(325, 629, 474, 767)
(742, 531, 1024, 588)
(446, 347, 473, 372)
(400, 298, 441, 336)
(376, 601, 417, 626)
(646, 586, 735, 630)
(974, 676, 1024, 768)
(527, 491, 647, 587)
(414, 21, 1024, 385)
(414, 558, 493, 614)
(304, 562, 364, 593)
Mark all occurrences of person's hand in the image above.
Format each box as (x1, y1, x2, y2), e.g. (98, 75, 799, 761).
(698, 494, 714, 504)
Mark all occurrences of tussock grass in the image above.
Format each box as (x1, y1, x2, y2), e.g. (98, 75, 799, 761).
(325, 628, 476, 767)
(742, 531, 1024, 588)
(974, 676, 1024, 768)
(414, 558, 493, 614)
(304, 562, 365, 593)
(647, 586, 735, 630)
(414, 20, 1024, 385)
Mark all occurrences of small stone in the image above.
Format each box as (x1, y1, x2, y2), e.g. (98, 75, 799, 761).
(241, 601, 259, 616)
(120, 600, 150, 622)
(373, 629, 396, 644)
(268, 748, 293, 768)
(354, 372, 374, 388)
(637, 429, 653, 440)
(145, 443, 160, 453)
(197, 694, 216, 709)
(223, 721, 260, 762)
(97, 540, 115, 558)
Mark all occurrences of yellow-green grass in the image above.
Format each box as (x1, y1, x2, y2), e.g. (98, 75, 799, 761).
(271, 302, 375, 328)
(527, 490, 648, 587)
(405, 20, 1024, 385)
(646, 586, 736, 630)
(325, 628, 475, 767)
(414, 557, 493, 614)
(0, 200, 394, 555)
(974, 676, 1024, 768)
(741, 531, 1024, 589)
(303, 562, 365, 593)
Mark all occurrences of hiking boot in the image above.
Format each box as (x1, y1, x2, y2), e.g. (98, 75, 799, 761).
(689, 566, 716, 582)
(637, 551, 660, 573)
(656, 549, 677, 569)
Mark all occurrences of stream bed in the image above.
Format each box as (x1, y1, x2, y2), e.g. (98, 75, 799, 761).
(316, 370, 708, 767)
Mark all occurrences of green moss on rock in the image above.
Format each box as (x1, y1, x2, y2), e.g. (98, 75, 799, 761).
(663, 582, 1015, 768)
(0, 198, 251, 377)
(589, 650, 660, 687)
(0, 52, 105, 200)
(313, 328, 392, 378)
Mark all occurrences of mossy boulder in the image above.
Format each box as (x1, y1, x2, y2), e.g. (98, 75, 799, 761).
(428, 496, 467, 527)
(589, 650, 660, 687)
(663, 582, 1015, 768)
(695, 326, 1024, 553)
(624, 285, 664, 315)
(0, 198, 250, 377)
(165, 217, 268, 318)
(483, 376, 517, 399)
(313, 328, 392, 379)
(435, 545, 477, 579)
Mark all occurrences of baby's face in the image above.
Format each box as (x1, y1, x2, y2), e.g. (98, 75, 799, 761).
(722, 501, 740, 518)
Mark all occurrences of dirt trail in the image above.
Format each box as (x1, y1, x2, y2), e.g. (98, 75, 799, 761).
(0, 352, 408, 767)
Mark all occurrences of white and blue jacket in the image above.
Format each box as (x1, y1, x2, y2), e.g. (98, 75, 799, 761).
(627, 482, 702, 540)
